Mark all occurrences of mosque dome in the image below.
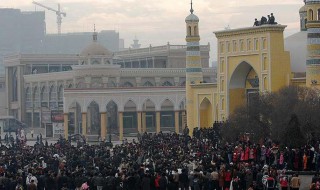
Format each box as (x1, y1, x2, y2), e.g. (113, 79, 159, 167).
(185, 1, 199, 22)
(80, 42, 112, 57)
(80, 32, 113, 57)
(185, 13, 199, 22)
(299, 5, 307, 13)
(305, 0, 320, 4)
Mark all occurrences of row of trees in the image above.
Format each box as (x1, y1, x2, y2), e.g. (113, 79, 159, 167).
(220, 86, 320, 148)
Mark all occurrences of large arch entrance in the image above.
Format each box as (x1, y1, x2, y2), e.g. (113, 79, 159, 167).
(229, 61, 259, 114)
(199, 97, 212, 128)
(87, 101, 100, 135)
(68, 102, 82, 134)
(142, 99, 156, 132)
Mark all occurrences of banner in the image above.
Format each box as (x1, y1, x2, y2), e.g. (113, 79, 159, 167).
(51, 110, 64, 123)
(53, 123, 64, 136)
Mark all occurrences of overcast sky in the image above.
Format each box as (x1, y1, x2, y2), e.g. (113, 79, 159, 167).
(0, 0, 304, 62)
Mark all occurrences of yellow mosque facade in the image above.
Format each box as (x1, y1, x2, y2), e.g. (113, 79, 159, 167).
(186, 0, 320, 134)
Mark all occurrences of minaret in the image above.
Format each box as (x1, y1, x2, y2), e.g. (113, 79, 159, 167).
(131, 36, 141, 49)
(185, 0, 203, 134)
(305, 0, 320, 87)
(93, 24, 98, 42)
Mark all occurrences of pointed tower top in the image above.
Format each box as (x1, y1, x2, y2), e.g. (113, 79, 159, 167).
(190, 0, 194, 14)
(93, 24, 98, 42)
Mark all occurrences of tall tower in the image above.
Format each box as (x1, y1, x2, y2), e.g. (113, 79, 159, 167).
(185, 0, 203, 133)
(306, 0, 320, 87)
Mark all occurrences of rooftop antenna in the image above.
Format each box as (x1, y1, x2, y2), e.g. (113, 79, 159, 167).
(190, 0, 194, 14)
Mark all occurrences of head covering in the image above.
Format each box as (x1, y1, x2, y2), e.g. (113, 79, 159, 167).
(81, 182, 89, 190)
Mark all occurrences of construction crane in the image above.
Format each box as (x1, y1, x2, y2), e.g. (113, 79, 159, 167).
(32, 1, 66, 35)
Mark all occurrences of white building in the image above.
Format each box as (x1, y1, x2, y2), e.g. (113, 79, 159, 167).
(4, 32, 215, 140)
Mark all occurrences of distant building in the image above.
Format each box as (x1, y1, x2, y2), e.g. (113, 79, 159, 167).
(0, 8, 120, 74)
(131, 37, 141, 49)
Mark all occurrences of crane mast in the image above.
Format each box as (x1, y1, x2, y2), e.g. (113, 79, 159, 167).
(32, 1, 66, 35)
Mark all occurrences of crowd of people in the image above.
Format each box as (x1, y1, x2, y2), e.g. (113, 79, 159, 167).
(0, 127, 316, 190)
(253, 13, 277, 27)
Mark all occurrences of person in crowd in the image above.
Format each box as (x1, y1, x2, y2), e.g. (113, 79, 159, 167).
(290, 174, 301, 190)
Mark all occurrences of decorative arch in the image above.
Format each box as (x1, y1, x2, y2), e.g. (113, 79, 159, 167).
(106, 100, 119, 132)
(25, 87, 31, 108)
(143, 81, 154, 87)
(57, 85, 63, 101)
(188, 26, 192, 36)
(228, 61, 259, 114)
(33, 86, 39, 100)
(49, 85, 57, 109)
(309, 9, 314, 20)
(194, 26, 198, 36)
(160, 99, 174, 129)
(162, 81, 173, 86)
(123, 81, 134, 87)
(40, 86, 48, 104)
(199, 97, 213, 128)
(68, 101, 82, 135)
(123, 100, 137, 129)
(86, 101, 100, 135)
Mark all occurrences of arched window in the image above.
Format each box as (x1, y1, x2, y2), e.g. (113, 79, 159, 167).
(247, 40, 251, 51)
(194, 26, 198, 36)
(57, 85, 63, 101)
(254, 39, 259, 50)
(49, 85, 56, 102)
(318, 9, 320, 20)
(188, 26, 192, 36)
(143, 81, 154, 87)
(162, 81, 173, 86)
(33, 86, 40, 108)
(263, 77, 268, 91)
(240, 40, 244, 51)
(263, 39, 267, 49)
(309, 9, 314, 20)
(40, 86, 48, 103)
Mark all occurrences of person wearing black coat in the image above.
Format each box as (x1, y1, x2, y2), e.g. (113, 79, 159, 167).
(159, 173, 167, 190)
(141, 173, 151, 190)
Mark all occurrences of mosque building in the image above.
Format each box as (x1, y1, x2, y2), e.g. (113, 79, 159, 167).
(4, 0, 319, 139)
(4, 26, 213, 140)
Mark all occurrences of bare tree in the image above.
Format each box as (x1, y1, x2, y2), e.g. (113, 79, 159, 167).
(223, 86, 320, 146)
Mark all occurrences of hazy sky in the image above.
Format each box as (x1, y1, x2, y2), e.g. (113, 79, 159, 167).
(1, 0, 304, 61)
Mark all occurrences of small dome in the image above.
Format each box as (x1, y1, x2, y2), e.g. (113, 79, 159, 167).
(306, 0, 320, 4)
(80, 42, 112, 57)
(185, 13, 199, 22)
(299, 5, 307, 13)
